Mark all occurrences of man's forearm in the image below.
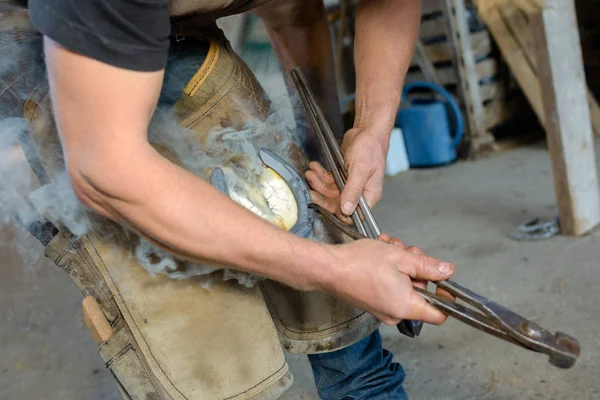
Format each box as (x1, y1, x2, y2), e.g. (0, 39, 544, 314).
(74, 141, 333, 291)
(353, 0, 421, 139)
(44, 39, 334, 292)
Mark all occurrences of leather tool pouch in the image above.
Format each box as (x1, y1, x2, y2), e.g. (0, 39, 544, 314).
(99, 325, 161, 400)
(45, 233, 163, 399)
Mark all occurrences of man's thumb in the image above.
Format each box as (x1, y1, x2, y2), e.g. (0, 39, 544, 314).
(405, 251, 455, 281)
(340, 165, 370, 216)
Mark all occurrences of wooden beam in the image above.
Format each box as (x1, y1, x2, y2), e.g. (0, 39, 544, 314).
(531, 0, 600, 235)
(500, 6, 600, 136)
(483, 10, 546, 125)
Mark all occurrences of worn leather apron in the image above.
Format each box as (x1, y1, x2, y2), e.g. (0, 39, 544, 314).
(1, 2, 379, 399)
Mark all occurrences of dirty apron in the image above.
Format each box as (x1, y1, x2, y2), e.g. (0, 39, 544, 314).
(0, 2, 379, 399)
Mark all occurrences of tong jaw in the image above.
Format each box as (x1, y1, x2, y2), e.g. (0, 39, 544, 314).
(423, 280, 581, 369)
(479, 295, 581, 369)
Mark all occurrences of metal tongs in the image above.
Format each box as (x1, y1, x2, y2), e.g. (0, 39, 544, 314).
(290, 67, 424, 338)
(291, 67, 581, 369)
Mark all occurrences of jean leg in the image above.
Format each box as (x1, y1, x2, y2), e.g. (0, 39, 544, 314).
(307, 330, 408, 400)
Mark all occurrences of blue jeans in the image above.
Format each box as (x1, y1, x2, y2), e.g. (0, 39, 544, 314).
(307, 330, 408, 400)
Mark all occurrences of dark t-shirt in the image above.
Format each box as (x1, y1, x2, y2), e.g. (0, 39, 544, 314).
(29, 0, 171, 71)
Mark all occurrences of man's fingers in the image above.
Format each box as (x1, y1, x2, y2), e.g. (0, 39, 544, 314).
(411, 279, 427, 290)
(377, 234, 407, 250)
(334, 209, 354, 225)
(363, 189, 381, 209)
(397, 250, 455, 282)
(362, 171, 384, 208)
(389, 237, 406, 248)
(435, 287, 456, 302)
(305, 170, 340, 198)
(309, 190, 338, 214)
(309, 161, 336, 184)
(339, 163, 371, 216)
(407, 247, 454, 299)
(406, 245, 423, 254)
(377, 233, 391, 242)
(310, 190, 354, 224)
(408, 290, 448, 325)
(382, 283, 448, 326)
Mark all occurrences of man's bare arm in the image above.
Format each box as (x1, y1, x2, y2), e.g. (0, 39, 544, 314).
(45, 37, 454, 326)
(334, 0, 421, 215)
(353, 0, 420, 135)
(45, 38, 328, 290)
(259, 0, 421, 218)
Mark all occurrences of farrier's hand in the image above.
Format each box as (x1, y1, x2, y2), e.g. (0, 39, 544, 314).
(339, 127, 388, 215)
(320, 238, 455, 325)
(378, 234, 457, 302)
(305, 128, 388, 221)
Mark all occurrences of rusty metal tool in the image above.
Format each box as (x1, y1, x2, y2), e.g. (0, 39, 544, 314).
(291, 66, 423, 338)
(416, 280, 580, 369)
(290, 68, 369, 238)
(289, 66, 581, 368)
(309, 202, 581, 369)
(244, 143, 581, 369)
(210, 67, 581, 368)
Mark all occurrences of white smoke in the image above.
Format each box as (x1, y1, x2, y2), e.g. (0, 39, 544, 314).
(0, 119, 36, 227)
(140, 101, 303, 284)
(0, 5, 326, 288)
(0, 101, 307, 287)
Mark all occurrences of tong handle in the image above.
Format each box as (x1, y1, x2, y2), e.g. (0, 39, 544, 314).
(294, 68, 382, 239)
(292, 66, 423, 338)
(414, 286, 523, 346)
(291, 69, 369, 237)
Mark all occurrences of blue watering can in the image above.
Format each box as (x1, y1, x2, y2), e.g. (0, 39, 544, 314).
(396, 81, 464, 167)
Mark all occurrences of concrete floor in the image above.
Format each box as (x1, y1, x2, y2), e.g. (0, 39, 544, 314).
(2, 140, 599, 400)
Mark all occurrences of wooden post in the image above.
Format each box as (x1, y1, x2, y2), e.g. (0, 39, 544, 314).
(531, 0, 600, 236)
